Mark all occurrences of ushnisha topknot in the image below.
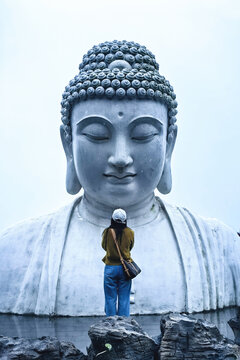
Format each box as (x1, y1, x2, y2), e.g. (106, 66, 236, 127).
(60, 40, 178, 142)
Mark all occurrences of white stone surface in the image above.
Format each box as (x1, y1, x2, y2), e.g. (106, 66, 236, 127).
(0, 196, 239, 316)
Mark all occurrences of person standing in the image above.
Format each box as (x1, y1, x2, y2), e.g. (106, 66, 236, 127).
(102, 209, 134, 316)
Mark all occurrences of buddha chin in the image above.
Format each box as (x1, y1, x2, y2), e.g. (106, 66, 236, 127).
(0, 40, 239, 317)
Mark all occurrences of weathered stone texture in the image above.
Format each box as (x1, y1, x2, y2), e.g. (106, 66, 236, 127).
(87, 316, 158, 360)
(159, 313, 240, 360)
(0, 335, 87, 360)
(229, 309, 240, 346)
(1, 314, 240, 359)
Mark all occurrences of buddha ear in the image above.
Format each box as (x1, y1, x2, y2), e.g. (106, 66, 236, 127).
(157, 124, 178, 194)
(60, 125, 82, 195)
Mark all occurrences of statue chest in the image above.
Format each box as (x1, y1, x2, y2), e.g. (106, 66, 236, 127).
(55, 213, 185, 315)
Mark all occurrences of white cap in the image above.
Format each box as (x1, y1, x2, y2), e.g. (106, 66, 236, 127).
(112, 208, 127, 223)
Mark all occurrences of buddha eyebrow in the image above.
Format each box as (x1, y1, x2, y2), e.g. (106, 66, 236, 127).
(129, 116, 163, 129)
(76, 115, 112, 128)
(75, 115, 163, 130)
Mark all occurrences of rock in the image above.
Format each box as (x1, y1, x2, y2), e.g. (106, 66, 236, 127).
(87, 316, 158, 360)
(159, 313, 240, 360)
(229, 308, 240, 345)
(0, 335, 87, 359)
(2, 313, 240, 359)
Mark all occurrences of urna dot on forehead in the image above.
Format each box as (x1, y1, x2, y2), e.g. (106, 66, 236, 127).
(60, 40, 178, 141)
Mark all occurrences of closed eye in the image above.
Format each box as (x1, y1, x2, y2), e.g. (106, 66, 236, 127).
(131, 133, 158, 141)
(82, 133, 110, 141)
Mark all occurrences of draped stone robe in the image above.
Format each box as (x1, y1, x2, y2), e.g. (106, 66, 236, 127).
(0, 197, 240, 316)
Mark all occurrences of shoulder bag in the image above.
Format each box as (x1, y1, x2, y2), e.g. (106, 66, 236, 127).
(110, 228, 141, 279)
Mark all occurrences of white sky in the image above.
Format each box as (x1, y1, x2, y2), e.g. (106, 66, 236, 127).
(0, 0, 239, 231)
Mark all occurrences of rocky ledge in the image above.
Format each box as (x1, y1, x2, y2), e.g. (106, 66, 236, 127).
(160, 313, 240, 359)
(0, 335, 87, 359)
(87, 316, 158, 359)
(229, 309, 240, 346)
(1, 313, 240, 360)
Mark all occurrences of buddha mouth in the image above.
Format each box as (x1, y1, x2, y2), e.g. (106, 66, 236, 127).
(104, 172, 137, 179)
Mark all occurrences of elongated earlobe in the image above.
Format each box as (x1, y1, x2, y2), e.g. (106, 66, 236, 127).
(157, 161, 172, 194)
(66, 158, 82, 195)
(157, 124, 177, 195)
(60, 125, 82, 195)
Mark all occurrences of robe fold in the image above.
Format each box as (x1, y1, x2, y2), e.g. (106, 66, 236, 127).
(0, 197, 239, 316)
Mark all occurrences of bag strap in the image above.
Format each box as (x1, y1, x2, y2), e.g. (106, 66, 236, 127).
(110, 228, 130, 276)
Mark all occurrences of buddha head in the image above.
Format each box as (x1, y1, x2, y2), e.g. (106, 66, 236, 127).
(60, 40, 178, 208)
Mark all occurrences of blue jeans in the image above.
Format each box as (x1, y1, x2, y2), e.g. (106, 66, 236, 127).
(104, 265, 132, 317)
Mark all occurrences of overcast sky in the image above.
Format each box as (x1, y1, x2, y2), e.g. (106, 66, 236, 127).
(0, 0, 239, 231)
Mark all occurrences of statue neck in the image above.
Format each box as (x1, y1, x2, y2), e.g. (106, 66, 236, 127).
(77, 191, 161, 227)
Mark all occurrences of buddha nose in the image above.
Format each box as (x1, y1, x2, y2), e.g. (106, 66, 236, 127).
(108, 136, 133, 169)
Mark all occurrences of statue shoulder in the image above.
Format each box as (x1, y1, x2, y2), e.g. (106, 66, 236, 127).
(157, 196, 238, 242)
(183, 206, 238, 239)
(0, 199, 79, 244)
(183, 205, 237, 239)
(0, 213, 52, 244)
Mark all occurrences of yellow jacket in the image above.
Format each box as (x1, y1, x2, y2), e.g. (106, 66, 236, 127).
(101, 227, 134, 265)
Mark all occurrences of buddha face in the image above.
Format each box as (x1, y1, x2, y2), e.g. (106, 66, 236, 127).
(62, 98, 176, 208)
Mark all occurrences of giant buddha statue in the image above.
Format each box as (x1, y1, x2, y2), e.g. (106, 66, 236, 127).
(0, 40, 239, 316)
